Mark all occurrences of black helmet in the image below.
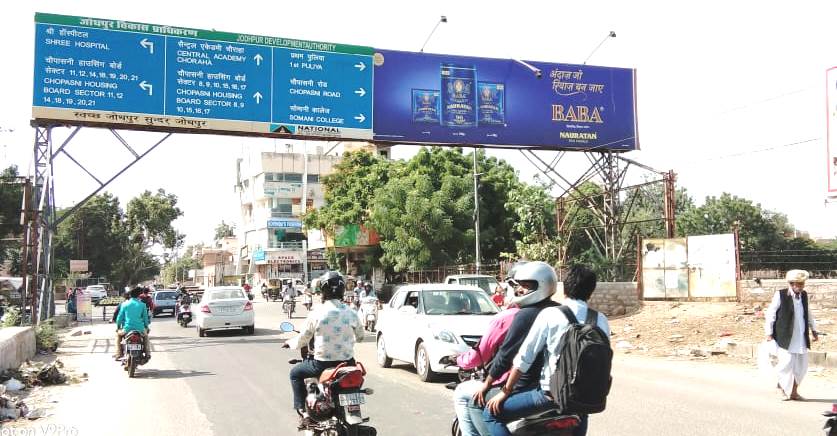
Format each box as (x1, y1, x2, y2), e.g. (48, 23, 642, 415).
(318, 271, 346, 300)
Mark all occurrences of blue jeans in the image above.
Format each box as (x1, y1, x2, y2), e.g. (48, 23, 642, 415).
(289, 358, 355, 410)
(454, 380, 490, 436)
(483, 388, 588, 436)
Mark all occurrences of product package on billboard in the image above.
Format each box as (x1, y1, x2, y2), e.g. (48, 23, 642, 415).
(440, 64, 477, 128)
(477, 82, 505, 125)
(412, 89, 440, 123)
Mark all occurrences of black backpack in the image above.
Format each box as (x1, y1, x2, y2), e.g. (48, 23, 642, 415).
(549, 305, 613, 415)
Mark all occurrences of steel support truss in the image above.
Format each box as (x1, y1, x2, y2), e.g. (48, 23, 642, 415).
(24, 125, 172, 323)
(520, 149, 676, 281)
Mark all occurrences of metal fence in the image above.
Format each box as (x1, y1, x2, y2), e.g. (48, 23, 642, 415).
(740, 249, 837, 279)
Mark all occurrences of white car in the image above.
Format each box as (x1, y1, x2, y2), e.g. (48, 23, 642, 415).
(375, 284, 500, 382)
(193, 286, 255, 337)
(84, 285, 108, 303)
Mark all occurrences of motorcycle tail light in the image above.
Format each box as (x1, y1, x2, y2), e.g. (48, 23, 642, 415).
(337, 370, 364, 389)
(201, 305, 211, 313)
(544, 417, 580, 430)
(127, 335, 142, 344)
(244, 301, 253, 311)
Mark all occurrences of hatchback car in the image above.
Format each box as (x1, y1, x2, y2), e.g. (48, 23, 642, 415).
(375, 284, 499, 382)
(193, 286, 255, 337)
(151, 290, 178, 317)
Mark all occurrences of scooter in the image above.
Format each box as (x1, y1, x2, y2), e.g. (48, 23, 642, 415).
(177, 302, 192, 327)
(358, 297, 379, 332)
(440, 357, 580, 436)
(280, 322, 377, 436)
(121, 331, 149, 378)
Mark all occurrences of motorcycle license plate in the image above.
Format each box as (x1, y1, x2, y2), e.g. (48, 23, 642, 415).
(126, 344, 143, 351)
(338, 393, 366, 406)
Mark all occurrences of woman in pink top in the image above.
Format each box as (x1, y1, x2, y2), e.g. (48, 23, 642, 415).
(452, 305, 520, 436)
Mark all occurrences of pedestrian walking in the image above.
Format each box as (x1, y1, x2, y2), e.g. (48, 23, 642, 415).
(764, 269, 819, 401)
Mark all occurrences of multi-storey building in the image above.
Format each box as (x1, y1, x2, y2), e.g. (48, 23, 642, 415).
(235, 145, 339, 285)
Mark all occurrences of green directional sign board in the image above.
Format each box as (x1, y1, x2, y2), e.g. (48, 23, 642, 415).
(33, 13, 375, 140)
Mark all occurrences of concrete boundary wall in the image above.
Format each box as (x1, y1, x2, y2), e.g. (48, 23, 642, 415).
(553, 281, 640, 317)
(0, 327, 36, 373)
(739, 279, 837, 309)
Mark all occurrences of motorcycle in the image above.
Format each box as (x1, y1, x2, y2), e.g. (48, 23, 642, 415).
(121, 330, 149, 378)
(358, 297, 379, 332)
(439, 357, 580, 436)
(284, 297, 297, 319)
(176, 301, 192, 327)
(280, 322, 377, 436)
(303, 294, 314, 312)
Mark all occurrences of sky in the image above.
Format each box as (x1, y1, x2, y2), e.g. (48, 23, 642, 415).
(1, 0, 836, 248)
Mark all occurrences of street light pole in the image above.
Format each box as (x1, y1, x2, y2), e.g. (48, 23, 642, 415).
(473, 148, 481, 274)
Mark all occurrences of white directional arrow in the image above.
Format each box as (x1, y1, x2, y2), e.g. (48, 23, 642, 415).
(354, 114, 366, 123)
(253, 92, 263, 104)
(354, 88, 366, 97)
(254, 54, 263, 66)
(139, 81, 153, 96)
(354, 62, 366, 72)
(140, 38, 154, 54)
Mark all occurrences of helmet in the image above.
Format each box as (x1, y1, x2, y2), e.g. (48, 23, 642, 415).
(305, 384, 335, 421)
(504, 261, 529, 281)
(507, 261, 557, 307)
(318, 271, 346, 300)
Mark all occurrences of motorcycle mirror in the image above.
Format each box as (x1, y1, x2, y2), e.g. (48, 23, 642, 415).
(279, 321, 295, 333)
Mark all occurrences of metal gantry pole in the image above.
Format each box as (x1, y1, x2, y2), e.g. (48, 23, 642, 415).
(473, 148, 481, 274)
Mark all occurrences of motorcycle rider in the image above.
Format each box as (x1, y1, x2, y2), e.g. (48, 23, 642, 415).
(469, 262, 560, 431)
(115, 287, 151, 360)
(484, 264, 610, 436)
(283, 271, 365, 429)
(176, 286, 192, 317)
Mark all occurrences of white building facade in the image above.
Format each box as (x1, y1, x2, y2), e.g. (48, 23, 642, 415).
(235, 146, 337, 285)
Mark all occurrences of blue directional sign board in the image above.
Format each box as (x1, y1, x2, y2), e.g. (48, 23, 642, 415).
(32, 13, 374, 139)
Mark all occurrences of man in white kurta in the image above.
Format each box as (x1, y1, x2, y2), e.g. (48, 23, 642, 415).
(764, 269, 818, 400)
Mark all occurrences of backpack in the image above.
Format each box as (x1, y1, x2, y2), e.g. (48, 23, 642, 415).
(549, 305, 613, 415)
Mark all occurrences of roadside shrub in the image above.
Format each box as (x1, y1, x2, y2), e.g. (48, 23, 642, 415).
(36, 322, 59, 351)
(1, 307, 22, 327)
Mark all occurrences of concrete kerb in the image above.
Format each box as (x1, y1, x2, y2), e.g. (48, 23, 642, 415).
(724, 340, 835, 368)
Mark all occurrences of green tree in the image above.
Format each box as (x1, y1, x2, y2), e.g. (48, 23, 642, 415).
(0, 166, 23, 272)
(53, 193, 123, 278)
(369, 147, 519, 271)
(505, 181, 561, 265)
(679, 193, 786, 251)
(161, 244, 202, 285)
(214, 221, 235, 243)
(303, 150, 394, 232)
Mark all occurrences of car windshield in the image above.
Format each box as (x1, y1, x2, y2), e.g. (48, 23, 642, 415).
(155, 292, 177, 301)
(458, 278, 499, 294)
(421, 290, 498, 315)
(210, 289, 245, 300)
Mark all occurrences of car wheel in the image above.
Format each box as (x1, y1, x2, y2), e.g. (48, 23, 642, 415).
(376, 335, 392, 368)
(415, 342, 437, 382)
(198, 327, 206, 338)
(246, 325, 255, 335)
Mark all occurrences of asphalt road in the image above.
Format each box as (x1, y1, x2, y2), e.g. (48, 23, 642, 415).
(19, 299, 837, 435)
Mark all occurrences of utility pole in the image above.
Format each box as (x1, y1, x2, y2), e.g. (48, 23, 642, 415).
(473, 148, 481, 274)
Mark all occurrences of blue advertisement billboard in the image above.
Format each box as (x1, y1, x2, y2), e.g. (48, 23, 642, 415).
(372, 49, 638, 151)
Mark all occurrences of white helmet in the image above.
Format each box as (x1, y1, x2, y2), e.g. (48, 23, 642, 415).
(508, 261, 558, 307)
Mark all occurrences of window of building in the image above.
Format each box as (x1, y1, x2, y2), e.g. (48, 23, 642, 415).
(307, 174, 319, 183)
(264, 173, 274, 181)
(284, 173, 303, 183)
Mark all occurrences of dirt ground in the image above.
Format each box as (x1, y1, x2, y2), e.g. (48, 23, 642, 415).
(609, 301, 837, 380)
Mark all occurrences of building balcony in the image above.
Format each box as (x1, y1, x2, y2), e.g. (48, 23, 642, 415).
(268, 241, 305, 250)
